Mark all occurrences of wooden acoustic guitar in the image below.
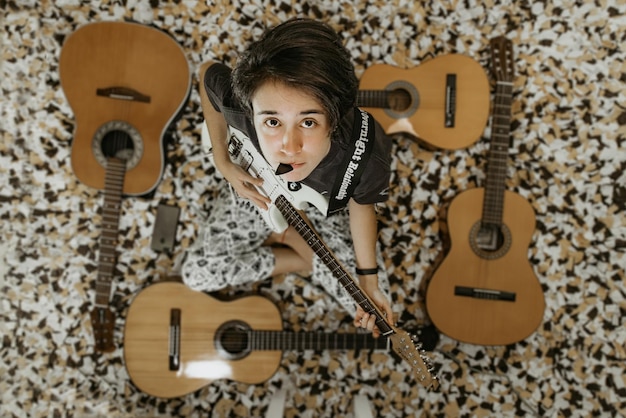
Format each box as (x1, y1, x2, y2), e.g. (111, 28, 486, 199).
(425, 37, 545, 346)
(357, 54, 490, 150)
(59, 21, 190, 196)
(124, 282, 410, 398)
(59, 21, 190, 352)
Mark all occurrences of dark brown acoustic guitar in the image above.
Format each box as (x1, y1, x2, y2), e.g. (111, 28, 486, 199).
(425, 37, 545, 346)
(124, 282, 407, 398)
(357, 54, 490, 150)
(59, 21, 190, 352)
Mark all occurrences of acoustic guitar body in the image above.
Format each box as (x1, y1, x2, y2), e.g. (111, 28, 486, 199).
(426, 188, 545, 345)
(358, 54, 490, 150)
(59, 21, 190, 195)
(124, 282, 283, 398)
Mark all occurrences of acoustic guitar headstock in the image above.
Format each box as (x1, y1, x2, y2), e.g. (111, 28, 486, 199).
(90, 306, 115, 352)
(388, 327, 439, 390)
(490, 36, 515, 83)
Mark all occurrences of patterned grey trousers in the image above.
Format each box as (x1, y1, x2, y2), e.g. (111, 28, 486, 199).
(182, 182, 390, 317)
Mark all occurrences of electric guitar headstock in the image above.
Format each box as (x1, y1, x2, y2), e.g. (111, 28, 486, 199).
(90, 306, 115, 352)
(490, 35, 515, 83)
(388, 327, 439, 390)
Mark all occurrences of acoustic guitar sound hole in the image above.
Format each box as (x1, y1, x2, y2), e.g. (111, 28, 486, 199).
(388, 89, 412, 112)
(469, 221, 512, 260)
(215, 320, 251, 360)
(383, 80, 419, 119)
(92, 120, 144, 169)
(101, 130, 134, 158)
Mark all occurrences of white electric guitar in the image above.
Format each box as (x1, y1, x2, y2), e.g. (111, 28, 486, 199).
(201, 123, 329, 232)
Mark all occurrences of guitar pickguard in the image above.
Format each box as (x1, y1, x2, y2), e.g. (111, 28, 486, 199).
(201, 123, 329, 233)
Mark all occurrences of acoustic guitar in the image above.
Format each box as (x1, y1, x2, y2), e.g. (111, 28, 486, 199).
(425, 37, 545, 346)
(59, 21, 190, 196)
(124, 282, 405, 398)
(357, 54, 490, 150)
(201, 124, 438, 389)
(59, 21, 190, 352)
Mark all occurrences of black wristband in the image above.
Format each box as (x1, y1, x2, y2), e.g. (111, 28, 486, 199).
(355, 267, 379, 276)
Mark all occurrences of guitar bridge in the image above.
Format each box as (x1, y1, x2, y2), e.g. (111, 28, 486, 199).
(444, 74, 456, 127)
(169, 308, 181, 371)
(454, 286, 516, 302)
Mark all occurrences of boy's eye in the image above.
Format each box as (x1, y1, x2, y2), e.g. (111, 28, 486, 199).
(264, 118, 280, 127)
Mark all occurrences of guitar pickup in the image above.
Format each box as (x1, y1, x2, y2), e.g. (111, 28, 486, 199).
(454, 286, 516, 302)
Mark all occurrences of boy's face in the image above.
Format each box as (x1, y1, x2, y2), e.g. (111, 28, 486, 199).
(252, 80, 331, 182)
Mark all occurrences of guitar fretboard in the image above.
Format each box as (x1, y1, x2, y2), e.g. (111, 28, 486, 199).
(482, 81, 513, 226)
(356, 89, 412, 111)
(357, 90, 393, 108)
(248, 330, 388, 351)
(95, 157, 126, 307)
(274, 195, 394, 336)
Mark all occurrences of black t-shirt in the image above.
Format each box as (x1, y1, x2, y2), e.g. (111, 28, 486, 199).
(203, 63, 392, 207)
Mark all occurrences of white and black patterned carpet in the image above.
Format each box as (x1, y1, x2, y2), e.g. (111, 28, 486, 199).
(1, 1, 625, 417)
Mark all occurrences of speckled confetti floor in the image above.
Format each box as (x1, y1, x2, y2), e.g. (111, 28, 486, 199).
(1, 1, 625, 417)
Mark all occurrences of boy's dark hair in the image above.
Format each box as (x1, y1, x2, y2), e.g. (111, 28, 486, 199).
(232, 18, 358, 131)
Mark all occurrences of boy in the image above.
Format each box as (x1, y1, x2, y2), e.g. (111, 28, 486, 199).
(183, 18, 394, 336)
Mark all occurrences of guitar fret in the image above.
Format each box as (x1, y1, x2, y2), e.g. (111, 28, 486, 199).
(104, 190, 123, 198)
(98, 266, 115, 275)
(97, 262, 113, 271)
(488, 148, 508, 156)
(250, 331, 256, 350)
(283, 331, 289, 351)
(96, 271, 112, 279)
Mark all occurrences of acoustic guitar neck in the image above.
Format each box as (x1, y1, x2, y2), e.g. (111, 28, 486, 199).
(90, 157, 126, 352)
